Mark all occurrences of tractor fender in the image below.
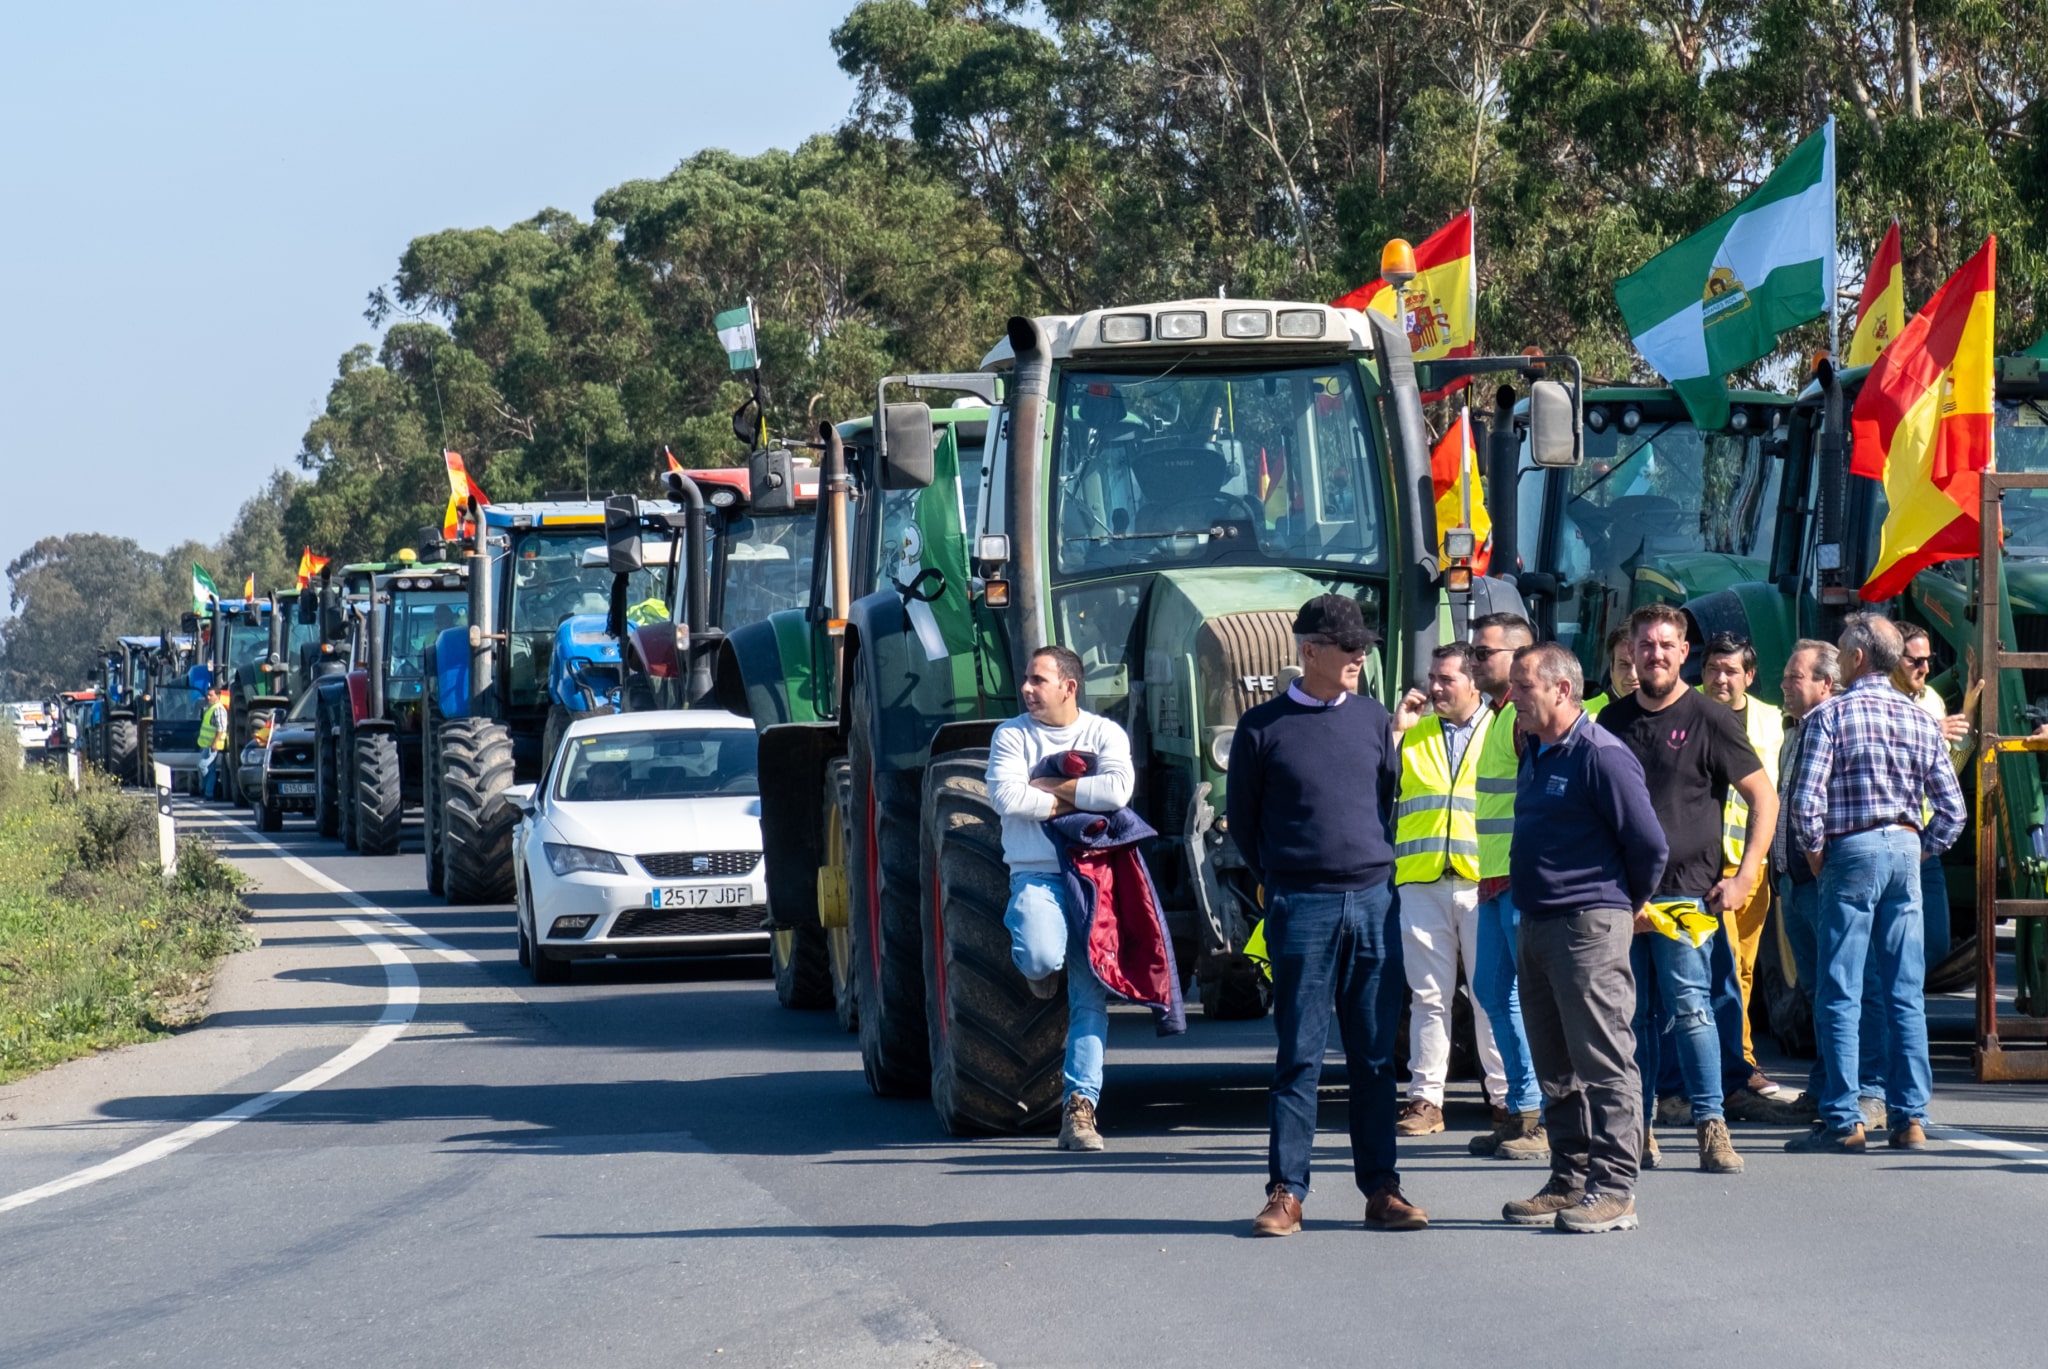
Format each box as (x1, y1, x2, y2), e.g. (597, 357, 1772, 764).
(1684, 583, 1800, 707)
(344, 669, 369, 726)
(757, 721, 845, 929)
(717, 610, 821, 725)
(844, 588, 959, 773)
(434, 626, 471, 720)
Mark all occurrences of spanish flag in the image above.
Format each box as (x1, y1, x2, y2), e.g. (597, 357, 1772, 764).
(1331, 208, 1477, 401)
(1847, 220, 1905, 368)
(1430, 407, 1492, 575)
(242, 572, 256, 600)
(295, 547, 330, 589)
(442, 451, 489, 541)
(665, 446, 685, 477)
(1851, 236, 1996, 602)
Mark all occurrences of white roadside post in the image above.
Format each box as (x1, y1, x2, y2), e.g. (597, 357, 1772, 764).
(66, 743, 81, 791)
(154, 761, 177, 882)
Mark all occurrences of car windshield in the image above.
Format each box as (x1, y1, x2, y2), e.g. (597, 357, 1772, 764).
(554, 727, 759, 802)
(1554, 419, 1778, 589)
(717, 511, 815, 627)
(1050, 364, 1385, 576)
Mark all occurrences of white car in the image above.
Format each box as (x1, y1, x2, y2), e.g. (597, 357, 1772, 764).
(508, 710, 768, 984)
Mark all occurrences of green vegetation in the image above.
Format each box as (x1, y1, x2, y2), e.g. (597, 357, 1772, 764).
(0, 732, 252, 1084)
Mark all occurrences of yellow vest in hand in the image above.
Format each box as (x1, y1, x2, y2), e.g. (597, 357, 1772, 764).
(1475, 700, 1519, 879)
(1722, 699, 1783, 866)
(1395, 709, 1489, 884)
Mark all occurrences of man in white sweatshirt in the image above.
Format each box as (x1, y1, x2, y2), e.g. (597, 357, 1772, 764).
(986, 644, 1135, 1151)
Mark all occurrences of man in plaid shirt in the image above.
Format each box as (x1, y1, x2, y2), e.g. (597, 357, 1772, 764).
(1785, 614, 1965, 1154)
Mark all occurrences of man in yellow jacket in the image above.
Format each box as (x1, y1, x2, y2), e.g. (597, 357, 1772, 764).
(1389, 642, 1508, 1137)
(197, 685, 230, 801)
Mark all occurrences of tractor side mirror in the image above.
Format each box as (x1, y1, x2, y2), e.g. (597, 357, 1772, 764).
(878, 402, 935, 490)
(242, 602, 260, 629)
(1526, 380, 1582, 469)
(748, 448, 799, 515)
(180, 612, 199, 636)
(297, 591, 316, 625)
(604, 494, 644, 575)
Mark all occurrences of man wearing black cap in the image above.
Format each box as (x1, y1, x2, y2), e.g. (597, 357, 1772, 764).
(1229, 594, 1425, 1235)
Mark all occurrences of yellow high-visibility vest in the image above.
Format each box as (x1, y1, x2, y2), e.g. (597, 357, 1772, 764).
(1475, 700, 1519, 879)
(197, 702, 229, 752)
(1722, 698, 1783, 866)
(1394, 707, 1490, 885)
(625, 597, 670, 626)
(1584, 692, 1609, 719)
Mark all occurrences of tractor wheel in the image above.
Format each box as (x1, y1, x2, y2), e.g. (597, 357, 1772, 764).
(314, 699, 341, 838)
(826, 758, 858, 1034)
(337, 719, 359, 851)
(1926, 935, 1979, 995)
(1199, 951, 1272, 1021)
(421, 696, 446, 894)
(921, 751, 1066, 1136)
(441, 717, 516, 904)
(257, 796, 285, 833)
(772, 926, 834, 1010)
(107, 719, 139, 787)
(354, 731, 403, 856)
(846, 668, 930, 1097)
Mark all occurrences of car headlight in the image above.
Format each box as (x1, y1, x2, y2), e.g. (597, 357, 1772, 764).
(544, 842, 625, 876)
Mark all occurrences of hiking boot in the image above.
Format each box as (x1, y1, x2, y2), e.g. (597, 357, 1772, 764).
(1468, 1104, 1511, 1156)
(1697, 1118, 1744, 1174)
(1890, 1119, 1930, 1151)
(1364, 1183, 1429, 1231)
(1057, 1094, 1105, 1152)
(1858, 1097, 1888, 1131)
(1502, 1175, 1583, 1225)
(1395, 1099, 1444, 1136)
(1654, 1094, 1694, 1127)
(1642, 1129, 1661, 1169)
(1556, 1190, 1638, 1233)
(1495, 1112, 1549, 1162)
(1251, 1186, 1302, 1237)
(1025, 973, 1061, 1000)
(1785, 1122, 1867, 1154)
(1723, 1084, 1795, 1123)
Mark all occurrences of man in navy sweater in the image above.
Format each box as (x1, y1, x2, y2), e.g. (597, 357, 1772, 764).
(1501, 642, 1668, 1234)
(1229, 594, 1426, 1236)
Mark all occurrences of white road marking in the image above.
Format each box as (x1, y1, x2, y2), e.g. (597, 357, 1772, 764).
(229, 818, 480, 964)
(1928, 1126, 2048, 1165)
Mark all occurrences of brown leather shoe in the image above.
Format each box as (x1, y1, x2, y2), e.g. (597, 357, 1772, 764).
(1890, 1119, 1929, 1150)
(1395, 1099, 1444, 1136)
(1252, 1186, 1303, 1237)
(1364, 1183, 1429, 1230)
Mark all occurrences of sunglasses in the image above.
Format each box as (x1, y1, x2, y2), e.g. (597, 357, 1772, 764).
(1902, 655, 1932, 668)
(1468, 645, 1513, 660)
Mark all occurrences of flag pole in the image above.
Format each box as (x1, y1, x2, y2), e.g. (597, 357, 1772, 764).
(1825, 116, 1840, 358)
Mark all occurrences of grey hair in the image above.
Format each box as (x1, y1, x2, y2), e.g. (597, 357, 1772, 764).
(1839, 613, 1903, 674)
(1515, 641, 1583, 704)
(1789, 638, 1839, 687)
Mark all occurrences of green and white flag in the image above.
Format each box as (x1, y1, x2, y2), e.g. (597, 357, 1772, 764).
(714, 302, 758, 372)
(1614, 119, 1836, 430)
(191, 562, 219, 614)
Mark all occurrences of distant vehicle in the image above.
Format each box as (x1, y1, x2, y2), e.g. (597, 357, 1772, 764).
(249, 691, 318, 831)
(507, 710, 766, 984)
(6, 702, 53, 757)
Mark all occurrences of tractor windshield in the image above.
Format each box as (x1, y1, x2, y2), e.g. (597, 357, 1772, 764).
(385, 590, 467, 683)
(718, 510, 815, 628)
(1049, 364, 1385, 577)
(506, 532, 670, 710)
(1995, 399, 2048, 556)
(1553, 421, 1778, 589)
(223, 620, 270, 678)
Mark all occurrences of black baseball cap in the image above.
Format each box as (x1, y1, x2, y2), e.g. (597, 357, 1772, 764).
(1291, 594, 1376, 652)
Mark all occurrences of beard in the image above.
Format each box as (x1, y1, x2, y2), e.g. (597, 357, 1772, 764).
(1638, 671, 1682, 701)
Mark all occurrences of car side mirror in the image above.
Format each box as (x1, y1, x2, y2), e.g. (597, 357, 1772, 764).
(748, 448, 799, 515)
(503, 782, 537, 815)
(878, 402, 935, 490)
(1527, 379, 1582, 468)
(604, 494, 644, 574)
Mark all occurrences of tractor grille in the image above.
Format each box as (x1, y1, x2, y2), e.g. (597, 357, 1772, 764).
(610, 906, 765, 938)
(639, 850, 760, 878)
(1196, 610, 1304, 726)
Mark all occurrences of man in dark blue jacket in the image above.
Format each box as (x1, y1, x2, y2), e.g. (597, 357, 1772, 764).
(1501, 642, 1668, 1234)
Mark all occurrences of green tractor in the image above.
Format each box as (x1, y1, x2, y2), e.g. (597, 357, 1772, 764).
(725, 302, 1581, 1134)
(191, 596, 288, 806)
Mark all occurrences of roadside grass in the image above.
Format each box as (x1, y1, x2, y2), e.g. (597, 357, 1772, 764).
(0, 731, 252, 1083)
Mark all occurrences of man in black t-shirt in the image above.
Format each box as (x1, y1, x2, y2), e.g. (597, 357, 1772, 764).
(1597, 605, 1778, 1177)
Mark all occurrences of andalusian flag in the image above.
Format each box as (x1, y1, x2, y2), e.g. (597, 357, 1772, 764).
(241, 572, 255, 600)
(715, 303, 758, 372)
(1430, 407, 1492, 575)
(295, 547, 330, 588)
(1847, 220, 1905, 368)
(1851, 236, 1996, 602)
(1615, 120, 1836, 430)
(191, 563, 219, 614)
(1332, 209, 1476, 401)
(442, 451, 488, 541)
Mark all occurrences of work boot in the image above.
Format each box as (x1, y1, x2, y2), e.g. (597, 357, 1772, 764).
(1890, 1119, 1930, 1151)
(1503, 1175, 1583, 1225)
(1468, 1104, 1512, 1156)
(1654, 1094, 1693, 1127)
(1057, 1094, 1105, 1152)
(1395, 1099, 1444, 1136)
(1697, 1118, 1744, 1174)
(1723, 1084, 1795, 1123)
(1364, 1183, 1429, 1231)
(1785, 1122, 1867, 1154)
(1251, 1186, 1303, 1237)
(1858, 1097, 1888, 1131)
(1495, 1112, 1549, 1162)
(1555, 1191, 1638, 1233)
(1642, 1129, 1661, 1169)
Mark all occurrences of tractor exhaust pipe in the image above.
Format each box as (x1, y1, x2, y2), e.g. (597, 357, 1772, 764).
(671, 471, 714, 707)
(366, 586, 387, 720)
(1005, 316, 1051, 663)
(1366, 309, 1440, 685)
(468, 521, 495, 716)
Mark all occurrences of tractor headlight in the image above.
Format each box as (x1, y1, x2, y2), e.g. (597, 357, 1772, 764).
(1276, 309, 1326, 338)
(544, 842, 625, 876)
(1209, 727, 1236, 770)
(1222, 309, 1271, 339)
(1100, 313, 1150, 344)
(1155, 310, 1207, 340)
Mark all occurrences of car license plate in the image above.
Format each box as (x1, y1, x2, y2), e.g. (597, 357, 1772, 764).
(650, 884, 752, 909)
(277, 782, 315, 796)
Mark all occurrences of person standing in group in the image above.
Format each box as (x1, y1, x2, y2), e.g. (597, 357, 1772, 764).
(1464, 611, 1546, 1161)
(1388, 644, 1511, 1139)
(1786, 614, 1965, 1154)
(986, 645, 1135, 1153)
(1231, 595, 1426, 1235)
(1584, 628, 1638, 717)
(1597, 606, 1777, 1175)
(1500, 642, 1668, 1233)
(197, 685, 230, 801)
(1891, 625, 1972, 967)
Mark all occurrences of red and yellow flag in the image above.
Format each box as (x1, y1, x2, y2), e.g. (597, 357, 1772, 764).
(664, 446, 685, 477)
(1332, 208, 1477, 401)
(241, 572, 256, 600)
(1847, 219, 1905, 368)
(442, 451, 489, 541)
(1429, 407, 1492, 575)
(1851, 236, 1996, 602)
(295, 547, 330, 588)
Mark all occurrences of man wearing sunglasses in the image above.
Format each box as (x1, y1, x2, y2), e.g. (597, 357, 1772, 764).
(1891, 626, 1972, 967)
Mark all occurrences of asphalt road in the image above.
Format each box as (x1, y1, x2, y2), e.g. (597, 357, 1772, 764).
(5, 802, 2048, 1369)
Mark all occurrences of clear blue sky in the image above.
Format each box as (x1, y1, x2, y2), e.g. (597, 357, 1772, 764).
(0, 0, 860, 581)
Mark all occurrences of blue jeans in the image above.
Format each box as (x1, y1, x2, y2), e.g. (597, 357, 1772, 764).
(1921, 855, 1952, 966)
(1815, 828, 1932, 1131)
(1265, 881, 1404, 1201)
(1656, 924, 1754, 1098)
(1780, 875, 1886, 1100)
(1630, 922, 1724, 1124)
(1004, 873, 1109, 1104)
(199, 750, 220, 799)
(1473, 891, 1542, 1113)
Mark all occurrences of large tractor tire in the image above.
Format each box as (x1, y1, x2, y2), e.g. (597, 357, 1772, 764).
(107, 719, 140, 787)
(846, 669, 930, 1097)
(772, 926, 834, 1010)
(826, 758, 858, 1034)
(354, 731, 404, 856)
(921, 752, 1066, 1136)
(440, 717, 516, 904)
(421, 696, 446, 894)
(337, 719, 360, 852)
(314, 698, 342, 838)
